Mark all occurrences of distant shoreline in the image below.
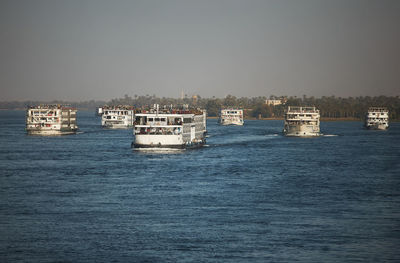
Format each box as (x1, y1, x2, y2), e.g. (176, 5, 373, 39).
(1, 109, 397, 122)
(207, 116, 364, 122)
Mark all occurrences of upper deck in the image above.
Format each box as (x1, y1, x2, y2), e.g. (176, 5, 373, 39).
(284, 106, 320, 121)
(27, 104, 76, 111)
(102, 105, 135, 115)
(366, 107, 389, 120)
(220, 109, 243, 116)
(135, 112, 204, 127)
(27, 105, 77, 119)
(367, 107, 388, 113)
(285, 106, 319, 113)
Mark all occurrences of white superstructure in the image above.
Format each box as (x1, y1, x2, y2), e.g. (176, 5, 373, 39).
(365, 107, 389, 130)
(218, 108, 244, 126)
(133, 105, 207, 149)
(96, 107, 103, 116)
(26, 105, 78, 135)
(101, 105, 135, 128)
(283, 106, 320, 137)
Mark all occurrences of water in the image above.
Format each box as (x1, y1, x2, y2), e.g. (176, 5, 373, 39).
(1, 110, 400, 262)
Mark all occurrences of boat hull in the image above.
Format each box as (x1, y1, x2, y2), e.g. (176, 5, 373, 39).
(27, 129, 77, 136)
(102, 120, 133, 129)
(133, 134, 205, 149)
(284, 132, 320, 137)
(220, 122, 244, 126)
(132, 141, 205, 149)
(102, 124, 133, 129)
(284, 124, 320, 137)
(218, 119, 244, 126)
(365, 124, 388, 130)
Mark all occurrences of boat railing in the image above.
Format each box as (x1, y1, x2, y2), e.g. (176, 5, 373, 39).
(134, 126, 182, 135)
(286, 106, 319, 113)
(368, 109, 388, 113)
(135, 124, 182, 128)
(285, 117, 319, 121)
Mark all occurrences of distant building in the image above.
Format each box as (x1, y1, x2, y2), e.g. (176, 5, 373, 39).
(265, 99, 283, 106)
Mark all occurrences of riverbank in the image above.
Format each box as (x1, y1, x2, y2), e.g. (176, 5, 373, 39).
(207, 116, 364, 121)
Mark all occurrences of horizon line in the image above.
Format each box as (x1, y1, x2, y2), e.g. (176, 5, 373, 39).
(2, 94, 400, 103)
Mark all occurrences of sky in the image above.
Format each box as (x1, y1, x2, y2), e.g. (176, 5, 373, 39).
(0, 0, 399, 101)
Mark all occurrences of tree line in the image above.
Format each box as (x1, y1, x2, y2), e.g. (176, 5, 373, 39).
(105, 94, 400, 120)
(1, 95, 399, 120)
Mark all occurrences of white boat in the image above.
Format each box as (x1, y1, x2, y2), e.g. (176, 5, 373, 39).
(101, 105, 135, 128)
(365, 107, 389, 130)
(133, 105, 207, 149)
(283, 106, 320, 137)
(96, 107, 103, 116)
(218, 108, 244, 126)
(26, 105, 78, 135)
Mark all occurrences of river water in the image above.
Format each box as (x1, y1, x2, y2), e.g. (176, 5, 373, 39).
(1, 110, 399, 262)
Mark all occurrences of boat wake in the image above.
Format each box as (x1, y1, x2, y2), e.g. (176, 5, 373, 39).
(322, 134, 339, 137)
(133, 148, 185, 154)
(265, 134, 279, 137)
(213, 134, 279, 146)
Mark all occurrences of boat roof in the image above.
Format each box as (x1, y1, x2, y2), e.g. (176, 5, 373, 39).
(368, 107, 388, 111)
(286, 106, 319, 112)
(135, 111, 201, 117)
(135, 105, 205, 116)
(102, 105, 135, 110)
(27, 104, 77, 110)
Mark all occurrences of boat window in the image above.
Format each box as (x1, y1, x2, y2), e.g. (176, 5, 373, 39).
(148, 118, 153, 121)
(174, 118, 182, 125)
(155, 118, 160, 121)
(183, 118, 192, 123)
(161, 118, 166, 122)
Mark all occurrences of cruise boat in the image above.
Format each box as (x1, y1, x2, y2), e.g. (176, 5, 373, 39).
(365, 107, 389, 130)
(218, 108, 244, 126)
(283, 106, 320, 137)
(26, 105, 78, 135)
(101, 105, 135, 128)
(132, 105, 207, 149)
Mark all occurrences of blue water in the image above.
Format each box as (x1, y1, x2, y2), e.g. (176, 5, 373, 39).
(1, 110, 400, 262)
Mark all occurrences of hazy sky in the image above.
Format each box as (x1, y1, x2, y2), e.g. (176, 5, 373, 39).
(1, 0, 399, 101)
